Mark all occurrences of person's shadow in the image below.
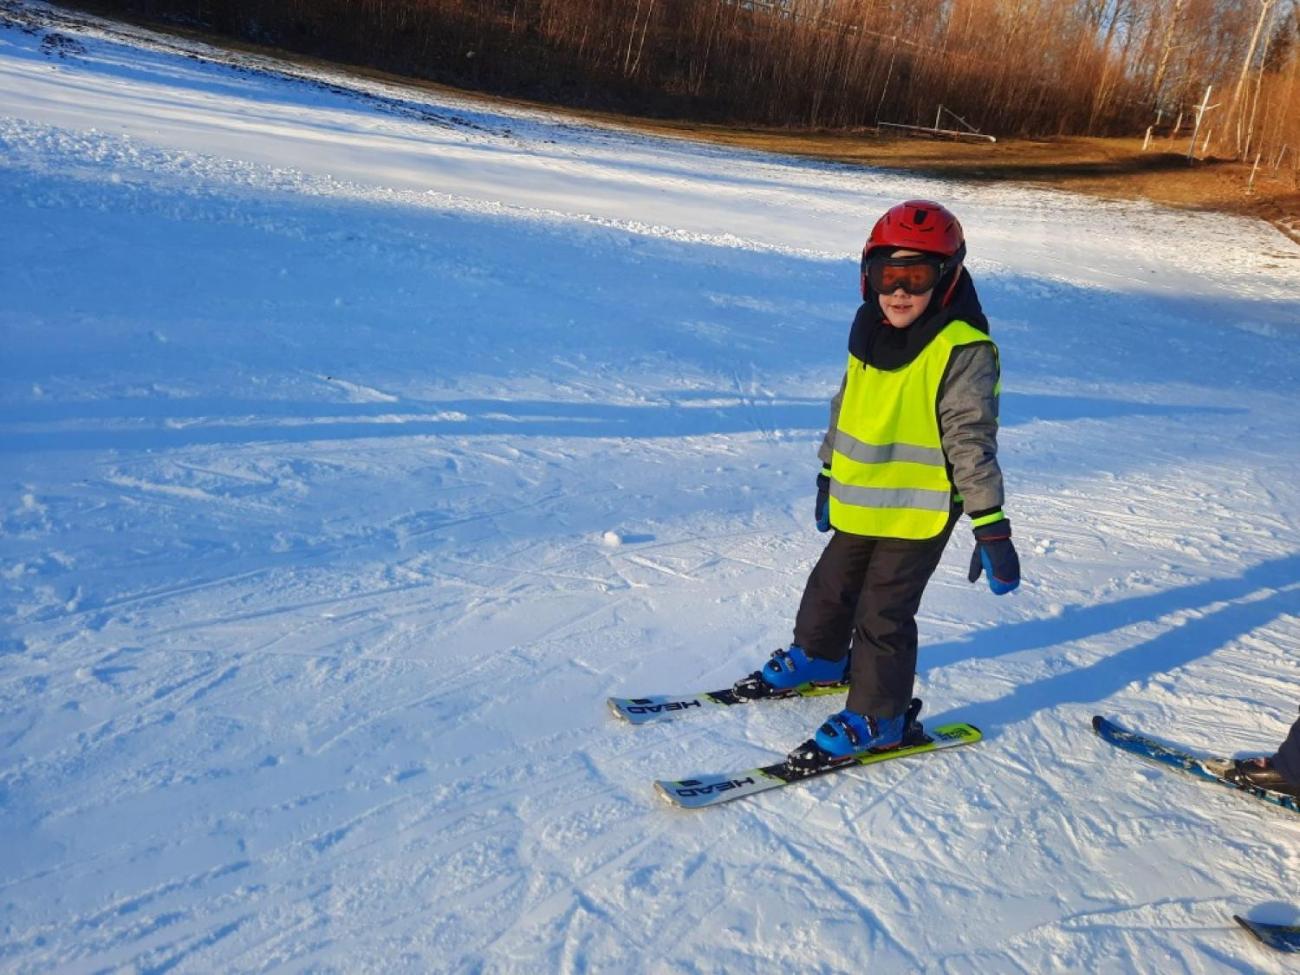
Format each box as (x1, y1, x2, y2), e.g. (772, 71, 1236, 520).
(924, 552, 1300, 734)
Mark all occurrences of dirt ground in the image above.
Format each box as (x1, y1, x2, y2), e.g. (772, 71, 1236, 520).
(615, 119, 1300, 247)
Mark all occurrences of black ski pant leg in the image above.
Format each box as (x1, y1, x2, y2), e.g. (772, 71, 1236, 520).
(792, 531, 874, 664)
(1272, 709, 1300, 786)
(845, 514, 957, 719)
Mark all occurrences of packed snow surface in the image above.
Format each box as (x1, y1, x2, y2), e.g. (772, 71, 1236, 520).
(3, 2, 1300, 971)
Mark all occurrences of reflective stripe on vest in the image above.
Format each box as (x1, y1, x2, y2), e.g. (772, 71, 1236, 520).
(828, 319, 994, 540)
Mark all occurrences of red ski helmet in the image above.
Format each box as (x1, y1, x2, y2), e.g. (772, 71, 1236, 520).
(860, 200, 966, 302)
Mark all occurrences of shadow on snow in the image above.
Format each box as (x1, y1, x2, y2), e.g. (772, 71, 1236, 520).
(926, 551, 1300, 736)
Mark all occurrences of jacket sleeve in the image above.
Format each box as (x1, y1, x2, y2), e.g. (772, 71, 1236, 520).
(817, 372, 847, 469)
(938, 344, 1005, 516)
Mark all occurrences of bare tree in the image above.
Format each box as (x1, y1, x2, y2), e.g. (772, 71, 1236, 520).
(80, 0, 1296, 165)
(1228, 0, 1280, 153)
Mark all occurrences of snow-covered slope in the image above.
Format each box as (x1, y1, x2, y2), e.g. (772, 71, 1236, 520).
(3, 2, 1300, 971)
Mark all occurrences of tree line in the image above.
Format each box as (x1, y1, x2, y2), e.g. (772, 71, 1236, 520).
(86, 0, 1300, 167)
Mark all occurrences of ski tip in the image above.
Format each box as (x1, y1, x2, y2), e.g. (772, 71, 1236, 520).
(652, 780, 691, 809)
(1091, 715, 1108, 733)
(1234, 914, 1274, 946)
(1233, 915, 1300, 952)
(606, 698, 630, 722)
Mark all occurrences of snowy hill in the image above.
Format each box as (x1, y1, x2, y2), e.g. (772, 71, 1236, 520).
(3, 2, 1300, 971)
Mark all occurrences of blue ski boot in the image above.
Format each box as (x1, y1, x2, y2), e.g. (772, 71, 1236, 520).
(786, 699, 923, 772)
(732, 645, 848, 700)
(814, 709, 905, 757)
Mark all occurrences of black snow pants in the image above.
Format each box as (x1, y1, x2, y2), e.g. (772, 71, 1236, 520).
(1273, 710, 1300, 786)
(792, 506, 959, 719)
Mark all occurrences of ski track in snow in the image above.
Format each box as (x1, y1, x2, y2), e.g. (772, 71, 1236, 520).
(2, 1, 1300, 972)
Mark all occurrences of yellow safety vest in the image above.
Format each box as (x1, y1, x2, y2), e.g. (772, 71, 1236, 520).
(828, 319, 995, 539)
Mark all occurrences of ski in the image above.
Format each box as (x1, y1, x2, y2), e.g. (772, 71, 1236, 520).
(1234, 915, 1300, 952)
(607, 680, 848, 726)
(654, 720, 982, 809)
(1232, 915, 1294, 956)
(1091, 716, 1300, 816)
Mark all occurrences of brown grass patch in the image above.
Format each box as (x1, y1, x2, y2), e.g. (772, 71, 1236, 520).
(611, 120, 1300, 246)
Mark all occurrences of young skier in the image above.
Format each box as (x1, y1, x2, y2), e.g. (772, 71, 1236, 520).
(1226, 710, 1300, 799)
(734, 200, 1020, 761)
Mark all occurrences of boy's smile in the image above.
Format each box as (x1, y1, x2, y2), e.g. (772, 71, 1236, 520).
(880, 287, 933, 328)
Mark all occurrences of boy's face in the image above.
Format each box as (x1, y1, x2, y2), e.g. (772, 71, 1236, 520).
(876, 249, 935, 329)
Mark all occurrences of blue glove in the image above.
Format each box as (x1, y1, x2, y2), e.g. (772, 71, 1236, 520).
(815, 472, 831, 532)
(968, 518, 1020, 595)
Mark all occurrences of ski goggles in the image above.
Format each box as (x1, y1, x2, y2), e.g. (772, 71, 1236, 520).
(862, 253, 945, 296)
